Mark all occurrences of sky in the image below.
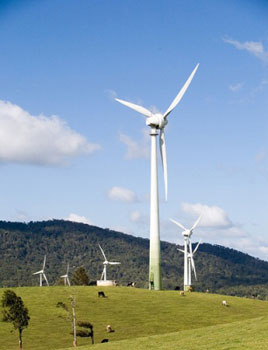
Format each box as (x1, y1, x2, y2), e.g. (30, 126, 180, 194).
(0, 0, 267, 259)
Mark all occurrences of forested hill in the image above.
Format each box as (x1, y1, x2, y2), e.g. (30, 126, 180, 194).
(1, 220, 268, 295)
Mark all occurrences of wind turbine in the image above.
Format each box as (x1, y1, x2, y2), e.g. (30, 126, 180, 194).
(115, 64, 199, 290)
(61, 263, 71, 286)
(33, 255, 49, 287)
(170, 216, 201, 290)
(98, 244, 121, 281)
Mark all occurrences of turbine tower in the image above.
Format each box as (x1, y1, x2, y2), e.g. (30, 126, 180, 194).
(99, 244, 121, 281)
(115, 64, 199, 290)
(170, 216, 201, 290)
(61, 263, 71, 286)
(33, 255, 49, 287)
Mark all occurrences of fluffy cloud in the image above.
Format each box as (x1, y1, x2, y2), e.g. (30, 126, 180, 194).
(65, 213, 93, 225)
(0, 100, 101, 165)
(108, 186, 137, 202)
(223, 38, 268, 62)
(181, 202, 232, 228)
(119, 129, 150, 159)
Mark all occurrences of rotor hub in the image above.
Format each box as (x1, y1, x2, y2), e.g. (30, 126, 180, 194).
(146, 113, 168, 129)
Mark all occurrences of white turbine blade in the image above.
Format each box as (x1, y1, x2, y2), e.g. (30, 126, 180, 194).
(42, 255, 46, 270)
(191, 257, 197, 280)
(115, 98, 152, 118)
(169, 218, 187, 231)
(61, 274, 67, 278)
(108, 262, 121, 265)
(100, 267, 105, 280)
(33, 270, 43, 275)
(67, 263, 69, 275)
(177, 248, 184, 254)
(43, 274, 49, 286)
(67, 277, 71, 286)
(159, 129, 168, 201)
(193, 240, 201, 255)
(99, 244, 107, 261)
(191, 215, 202, 231)
(163, 63, 199, 119)
(189, 238, 193, 255)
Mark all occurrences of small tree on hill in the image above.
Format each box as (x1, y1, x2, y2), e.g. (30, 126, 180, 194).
(2, 290, 30, 350)
(77, 321, 94, 344)
(71, 267, 89, 285)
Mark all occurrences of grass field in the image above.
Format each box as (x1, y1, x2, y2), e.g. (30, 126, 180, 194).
(1, 286, 268, 350)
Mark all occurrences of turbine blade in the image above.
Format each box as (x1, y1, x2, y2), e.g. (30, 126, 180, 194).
(42, 255, 46, 270)
(170, 218, 187, 231)
(191, 257, 197, 280)
(193, 240, 201, 255)
(108, 262, 121, 265)
(67, 277, 71, 286)
(115, 98, 152, 118)
(67, 263, 69, 275)
(163, 63, 199, 119)
(33, 270, 42, 275)
(159, 129, 168, 201)
(191, 215, 202, 231)
(99, 244, 107, 261)
(177, 248, 184, 254)
(43, 274, 49, 286)
(189, 238, 193, 255)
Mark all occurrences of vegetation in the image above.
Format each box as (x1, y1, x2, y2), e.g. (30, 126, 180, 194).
(0, 220, 268, 297)
(0, 286, 268, 350)
(1, 290, 30, 350)
(71, 267, 90, 286)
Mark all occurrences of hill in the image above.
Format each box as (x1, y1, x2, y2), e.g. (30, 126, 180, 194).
(0, 286, 268, 350)
(1, 220, 268, 295)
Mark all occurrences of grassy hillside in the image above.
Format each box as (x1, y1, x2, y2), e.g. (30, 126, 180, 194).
(1, 220, 268, 295)
(69, 316, 268, 350)
(0, 286, 268, 350)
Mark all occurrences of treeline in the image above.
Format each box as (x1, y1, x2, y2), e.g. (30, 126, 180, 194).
(0, 220, 268, 297)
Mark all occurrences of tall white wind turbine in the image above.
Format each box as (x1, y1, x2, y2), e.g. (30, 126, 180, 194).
(61, 263, 71, 286)
(33, 255, 49, 287)
(99, 244, 121, 281)
(170, 216, 201, 290)
(116, 64, 199, 290)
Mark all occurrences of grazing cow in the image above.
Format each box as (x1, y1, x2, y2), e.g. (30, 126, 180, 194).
(222, 300, 229, 307)
(101, 339, 109, 343)
(98, 291, 107, 298)
(106, 325, 115, 333)
(127, 282, 136, 287)
(180, 291, 185, 296)
(89, 280, 97, 286)
(174, 286, 180, 291)
(206, 289, 209, 293)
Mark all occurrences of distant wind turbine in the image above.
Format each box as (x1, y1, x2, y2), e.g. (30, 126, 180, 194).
(61, 263, 71, 286)
(99, 244, 121, 281)
(33, 255, 49, 287)
(170, 216, 201, 290)
(115, 64, 199, 290)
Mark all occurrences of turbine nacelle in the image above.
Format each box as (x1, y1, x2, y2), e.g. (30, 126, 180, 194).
(146, 113, 168, 129)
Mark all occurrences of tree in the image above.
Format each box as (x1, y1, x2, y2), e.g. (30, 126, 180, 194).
(77, 321, 94, 344)
(2, 290, 30, 350)
(71, 267, 89, 285)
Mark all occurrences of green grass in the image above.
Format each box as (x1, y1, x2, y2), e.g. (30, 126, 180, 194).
(0, 286, 268, 350)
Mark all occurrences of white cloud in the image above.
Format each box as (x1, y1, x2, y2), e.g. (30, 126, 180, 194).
(119, 129, 150, 159)
(229, 82, 244, 92)
(0, 100, 101, 166)
(108, 186, 137, 202)
(65, 213, 93, 225)
(223, 38, 268, 62)
(181, 202, 232, 228)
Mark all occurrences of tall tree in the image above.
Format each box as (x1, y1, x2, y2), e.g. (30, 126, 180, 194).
(71, 267, 89, 285)
(2, 290, 30, 350)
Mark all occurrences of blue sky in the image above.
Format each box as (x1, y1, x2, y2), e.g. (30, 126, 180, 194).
(0, 0, 267, 259)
